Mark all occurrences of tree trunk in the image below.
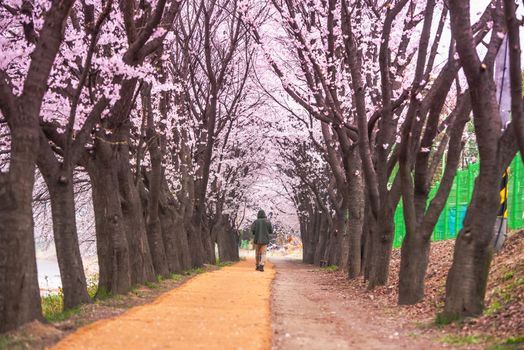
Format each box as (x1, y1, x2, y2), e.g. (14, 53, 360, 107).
(347, 148, 365, 279)
(367, 211, 395, 288)
(157, 202, 182, 273)
(445, 0, 517, 319)
(162, 179, 192, 271)
(362, 200, 373, 280)
(442, 180, 499, 318)
(398, 232, 431, 304)
(307, 215, 320, 264)
(171, 209, 192, 271)
(335, 211, 349, 269)
(201, 217, 216, 264)
(188, 209, 206, 268)
(117, 141, 156, 284)
(347, 186, 364, 278)
(365, 177, 401, 288)
(302, 212, 317, 264)
(314, 215, 329, 266)
(145, 192, 169, 277)
(0, 147, 42, 331)
(89, 138, 131, 295)
(443, 232, 493, 318)
(142, 83, 169, 277)
(155, 180, 182, 273)
(142, 170, 169, 278)
(217, 216, 239, 262)
(300, 218, 309, 263)
(44, 171, 91, 308)
(327, 227, 340, 266)
(37, 135, 90, 309)
(0, 0, 75, 331)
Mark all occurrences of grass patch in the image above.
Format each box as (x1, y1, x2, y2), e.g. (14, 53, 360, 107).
(41, 292, 81, 322)
(170, 273, 183, 282)
(145, 281, 160, 289)
(0, 335, 9, 346)
(41, 293, 63, 320)
(435, 312, 462, 326)
(93, 286, 112, 301)
(0, 335, 30, 350)
(487, 276, 524, 315)
(0, 335, 13, 349)
(184, 267, 205, 276)
(87, 274, 99, 299)
(486, 336, 524, 350)
(484, 300, 503, 316)
(87, 274, 113, 301)
(321, 265, 338, 272)
(215, 260, 234, 267)
(47, 306, 81, 322)
(438, 334, 487, 345)
(502, 271, 514, 281)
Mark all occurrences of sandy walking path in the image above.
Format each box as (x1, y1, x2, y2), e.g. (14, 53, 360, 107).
(52, 259, 275, 350)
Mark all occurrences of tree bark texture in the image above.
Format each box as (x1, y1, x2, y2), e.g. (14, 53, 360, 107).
(36, 129, 93, 309)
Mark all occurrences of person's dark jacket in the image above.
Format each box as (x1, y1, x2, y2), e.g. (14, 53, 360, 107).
(251, 210, 273, 245)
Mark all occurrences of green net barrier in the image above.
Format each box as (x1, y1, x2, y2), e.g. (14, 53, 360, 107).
(393, 154, 524, 248)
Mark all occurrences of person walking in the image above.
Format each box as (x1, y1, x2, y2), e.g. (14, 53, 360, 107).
(251, 209, 273, 272)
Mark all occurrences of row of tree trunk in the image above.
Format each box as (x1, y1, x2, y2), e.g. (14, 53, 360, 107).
(0, 0, 248, 333)
(275, 0, 522, 322)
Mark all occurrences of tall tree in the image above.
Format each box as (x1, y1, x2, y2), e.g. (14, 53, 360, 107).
(36, 0, 113, 310)
(443, 0, 518, 318)
(0, 0, 77, 332)
(172, 0, 253, 266)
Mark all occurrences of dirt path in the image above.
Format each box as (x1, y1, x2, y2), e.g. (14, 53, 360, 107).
(50, 257, 451, 350)
(271, 257, 447, 350)
(52, 259, 275, 350)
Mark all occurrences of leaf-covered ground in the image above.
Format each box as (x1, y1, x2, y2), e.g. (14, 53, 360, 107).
(313, 230, 524, 349)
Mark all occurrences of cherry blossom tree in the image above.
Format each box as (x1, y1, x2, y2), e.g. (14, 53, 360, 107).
(441, 0, 519, 319)
(276, 134, 335, 265)
(0, 0, 77, 332)
(168, 0, 255, 266)
(393, 2, 487, 304)
(242, 0, 367, 277)
(1, 0, 520, 333)
(36, 0, 113, 310)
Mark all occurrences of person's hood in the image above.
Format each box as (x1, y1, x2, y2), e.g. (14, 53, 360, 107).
(257, 210, 266, 219)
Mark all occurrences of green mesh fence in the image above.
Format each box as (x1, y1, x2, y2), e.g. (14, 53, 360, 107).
(393, 155, 524, 248)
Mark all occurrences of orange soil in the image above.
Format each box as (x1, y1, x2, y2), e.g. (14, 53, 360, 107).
(51, 259, 275, 350)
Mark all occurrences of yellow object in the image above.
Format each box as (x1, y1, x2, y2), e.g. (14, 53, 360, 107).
(499, 169, 509, 218)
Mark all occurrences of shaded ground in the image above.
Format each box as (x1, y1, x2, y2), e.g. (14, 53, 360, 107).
(51, 259, 274, 350)
(271, 257, 447, 350)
